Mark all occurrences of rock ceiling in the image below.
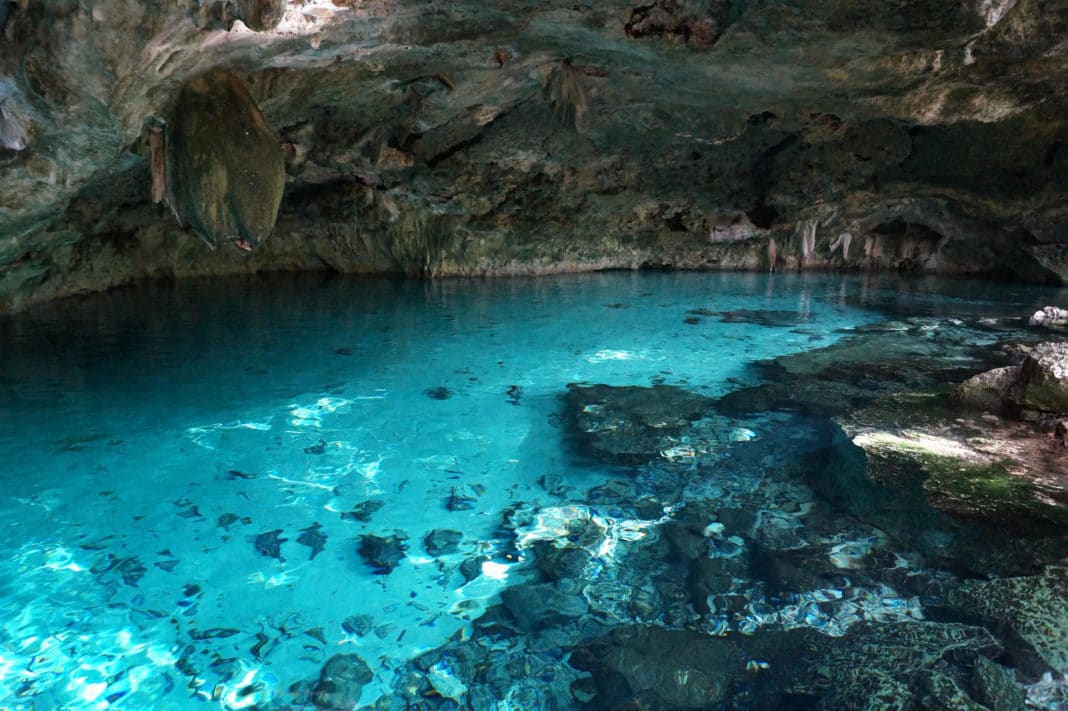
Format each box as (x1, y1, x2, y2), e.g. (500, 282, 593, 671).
(0, 0, 1066, 309)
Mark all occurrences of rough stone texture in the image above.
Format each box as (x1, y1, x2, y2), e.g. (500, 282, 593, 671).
(561, 382, 717, 465)
(1, 0, 1068, 309)
(570, 621, 1003, 709)
(949, 567, 1068, 676)
(839, 390, 1068, 533)
(953, 341, 1068, 416)
(1017, 341, 1068, 413)
(954, 364, 1022, 413)
(166, 70, 286, 250)
(311, 653, 373, 710)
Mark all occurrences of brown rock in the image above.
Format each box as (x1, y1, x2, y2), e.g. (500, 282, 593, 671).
(165, 70, 285, 251)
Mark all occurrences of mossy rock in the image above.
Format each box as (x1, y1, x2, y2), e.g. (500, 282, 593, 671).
(166, 69, 285, 250)
(840, 390, 1068, 533)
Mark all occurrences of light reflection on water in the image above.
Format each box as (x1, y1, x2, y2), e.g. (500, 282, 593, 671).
(0, 271, 1064, 709)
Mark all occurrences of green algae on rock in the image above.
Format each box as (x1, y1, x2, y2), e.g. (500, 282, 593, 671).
(165, 70, 285, 251)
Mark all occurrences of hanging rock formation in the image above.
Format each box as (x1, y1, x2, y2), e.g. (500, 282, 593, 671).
(165, 70, 285, 251)
(0, 0, 1066, 309)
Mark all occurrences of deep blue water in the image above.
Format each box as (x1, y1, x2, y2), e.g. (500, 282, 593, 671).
(0, 271, 1064, 710)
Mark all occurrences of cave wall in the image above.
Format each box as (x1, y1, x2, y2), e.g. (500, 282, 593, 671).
(1, 0, 1067, 310)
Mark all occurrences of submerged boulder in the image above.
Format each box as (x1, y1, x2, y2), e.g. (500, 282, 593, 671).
(165, 70, 285, 251)
(312, 654, 373, 710)
(561, 383, 717, 465)
(949, 568, 1068, 676)
(569, 622, 1002, 709)
(358, 533, 407, 574)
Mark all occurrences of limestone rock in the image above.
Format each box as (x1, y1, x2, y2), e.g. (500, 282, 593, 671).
(562, 383, 717, 465)
(312, 654, 373, 710)
(971, 656, 1028, 711)
(1030, 306, 1068, 327)
(954, 365, 1022, 413)
(2, 0, 1068, 309)
(357, 533, 407, 574)
(235, 0, 286, 31)
(1017, 341, 1068, 414)
(949, 568, 1068, 676)
(500, 582, 589, 632)
(166, 70, 285, 251)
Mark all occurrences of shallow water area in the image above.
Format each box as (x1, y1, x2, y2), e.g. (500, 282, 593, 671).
(1, 271, 1066, 710)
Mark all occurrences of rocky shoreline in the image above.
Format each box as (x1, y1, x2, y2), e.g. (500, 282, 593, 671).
(268, 304, 1068, 710)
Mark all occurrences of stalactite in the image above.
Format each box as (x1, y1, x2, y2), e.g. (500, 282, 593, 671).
(148, 127, 166, 204)
(800, 220, 816, 268)
(544, 59, 589, 134)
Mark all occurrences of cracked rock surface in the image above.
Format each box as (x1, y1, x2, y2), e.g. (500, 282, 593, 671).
(1, 0, 1067, 309)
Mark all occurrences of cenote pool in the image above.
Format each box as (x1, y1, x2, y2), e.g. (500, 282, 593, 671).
(1, 271, 1066, 710)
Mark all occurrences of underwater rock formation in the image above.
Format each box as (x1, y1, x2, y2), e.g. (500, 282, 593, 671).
(165, 70, 285, 252)
(311, 653, 373, 710)
(562, 383, 718, 465)
(949, 568, 1068, 676)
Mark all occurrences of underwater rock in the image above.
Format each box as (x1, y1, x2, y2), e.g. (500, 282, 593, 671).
(297, 522, 327, 559)
(715, 317, 999, 417)
(312, 654, 373, 710)
(341, 499, 384, 522)
(571, 621, 1002, 708)
(358, 533, 407, 574)
(915, 669, 989, 711)
(304, 439, 327, 454)
(459, 554, 489, 583)
(500, 583, 589, 632)
(971, 656, 1028, 711)
(424, 386, 452, 400)
(819, 668, 912, 711)
(569, 626, 735, 708)
(447, 483, 482, 511)
(562, 383, 717, 465)
(341, 615, 374, 637)
(423, 528, 463, 557)
(166, 69, 285, 251)
(949, 568, 1068, 675)
(253, 529, 287, 561)
(532, 541, 592, 581)
(717, 309, 807, 327)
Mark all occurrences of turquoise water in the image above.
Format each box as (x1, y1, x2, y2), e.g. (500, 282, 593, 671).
(0, 271, 1063, 710)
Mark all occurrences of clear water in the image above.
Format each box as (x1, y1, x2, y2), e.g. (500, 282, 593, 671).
(0, 271, 1063, 710)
